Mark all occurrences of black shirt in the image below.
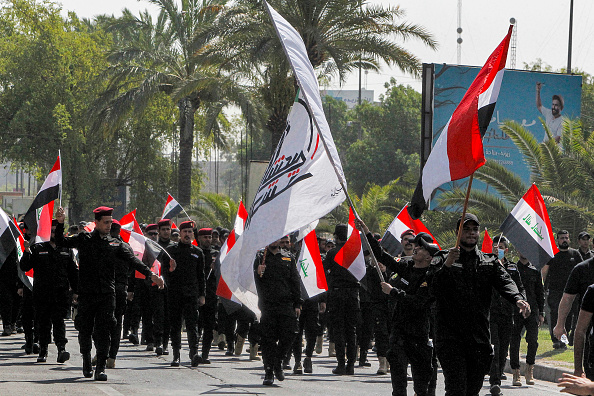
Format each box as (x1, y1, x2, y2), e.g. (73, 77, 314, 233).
(432, 246, 524, 345)
(517, 260, 545, 315)
(564, 257, 594, 300)
(580, 284, 594, 313)
(546, 249, 583, 292)
(254, 249, 302, 316)
(323, 243, 360, 290)
(490, 259, 525, 317)
(164, 242, 206, 298)
(54, 223, 154, 295)
(20, 242, 78, 294)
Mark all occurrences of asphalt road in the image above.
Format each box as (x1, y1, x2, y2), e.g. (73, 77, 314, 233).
(0, 321, 565, 395)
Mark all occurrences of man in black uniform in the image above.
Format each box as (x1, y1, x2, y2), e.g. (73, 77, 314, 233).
(323, 224, 360, 375)
(510, 252, 545, 386)
(196, 227, 218, 363)
(254, 240, 302, 386)
(542, 230, 583, 348)
(0, 250, 19, 336)
(577, 232, 593, 260)
(432, 213, 530, 396)
(20, 219, 78, 364)
(54, 206, 163, 381)
(154, 218, 174, 356)
(488, 236, 525, 396)
(164, 221, 205, 367)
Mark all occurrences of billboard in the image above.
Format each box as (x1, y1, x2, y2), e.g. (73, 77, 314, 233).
(422, 64, 582, 207)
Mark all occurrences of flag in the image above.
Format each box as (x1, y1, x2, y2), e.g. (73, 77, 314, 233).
(220, 2, 346, 317)
(10, 217, 32, 289)
(216, 201, 248, 305)
(120, 228, 162, 282)
(381, 204, 441, 256)
(120, 209, 142, 234)
(161, 193, 184, 220)
(0, 208, 22, 270)
(409, 26, 513, 219)
(297, 228, 327, 298)
(481, 228, 493, 253)
(23, 155, 62, 243)
(500, 184, 558, 269)
(333, 207, 366, 280)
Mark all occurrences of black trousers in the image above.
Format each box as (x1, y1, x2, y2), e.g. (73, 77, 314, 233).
(108, 287, 127, 359)
(372, 302, 390, 357)
(292, 302, 319, 362)
(510, 312, 539, 368)
(198, 301, 217, 358)
(75, 293, 116, 359)
(260, 311, 298, 370)
(328, 289, 359, 364)
(0, 278, 19, 330)
(548, 289, 575, 343)
(20, 287, 36, 341)
(489, 313, 513, 386)
(358, 301, 374, 359)
(34, 288, 70, 347)
(168, 293, 199, 357)
(436, 341, 493, 396)
(387, 337, 433, 396)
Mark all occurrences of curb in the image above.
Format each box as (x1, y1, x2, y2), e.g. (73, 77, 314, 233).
(504, 360, 571, 383)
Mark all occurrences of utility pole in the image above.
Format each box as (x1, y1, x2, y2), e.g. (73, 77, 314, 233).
(567, 0, 574, 74)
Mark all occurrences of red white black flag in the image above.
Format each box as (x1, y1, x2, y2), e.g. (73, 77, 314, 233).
(23, 155, 62, 243)
(409, 26, 513, 219)
(500, 184, 558, 268)
(381, 204, 440, 256)
(161, 193, 184, 220)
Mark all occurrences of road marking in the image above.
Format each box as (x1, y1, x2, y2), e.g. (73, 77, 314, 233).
(95, 384, 125, 396)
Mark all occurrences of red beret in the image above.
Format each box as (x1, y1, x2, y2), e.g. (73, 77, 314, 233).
(179, 221, 195, 230)
(145, 224, 158, 232)
(198, 228, 212, 236)
(400, 229, 415, 239)
(93, 206, 114, 219)
(111, 219, 121, 227)
(158, 219, 171, 228)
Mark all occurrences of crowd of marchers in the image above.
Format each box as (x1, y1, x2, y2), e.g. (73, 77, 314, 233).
(3, 206, 594, 395)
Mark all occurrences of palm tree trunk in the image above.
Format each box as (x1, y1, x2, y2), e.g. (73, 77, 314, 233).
(178, 97, 198, 206)
(266, 107, 289, 156)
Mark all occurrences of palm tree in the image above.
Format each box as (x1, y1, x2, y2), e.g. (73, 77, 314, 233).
(91, 0, 257, 205)
(189, 192, 238, 229)
(211, 0, 437, 152)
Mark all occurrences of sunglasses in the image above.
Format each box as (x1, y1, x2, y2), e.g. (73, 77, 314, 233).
(269, 245, 280, 249)
(403, 238, 415, 243)
(148, 232, 158, 236)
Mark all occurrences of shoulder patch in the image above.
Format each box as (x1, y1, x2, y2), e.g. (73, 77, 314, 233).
(39, 251, 49, 255)
(282, 257, 291, 261)
(109, 242, 119, 246)
(420, 281, 428, 287)
(452, 263, 463, 268)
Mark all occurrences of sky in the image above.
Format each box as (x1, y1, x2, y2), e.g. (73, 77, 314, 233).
(56, 0, 594, 99)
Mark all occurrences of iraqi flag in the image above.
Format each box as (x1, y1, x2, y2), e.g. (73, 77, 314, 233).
(334, 207, 366, 281)
(0, 208, 22, 269)
(297, 228, 328, 298)
(120, 228, 161, 282)
(161, 193, 184, 220)
(381, 204, 441, 256)
(481, 228, 493, 253)
(23, 155, 62, 243)
(409, 26, 513, 219)
(500, 184, 558, 269)
(120, 210, 142, 234)
(216, 201, 248, 305)
(10, 217, 32, 289)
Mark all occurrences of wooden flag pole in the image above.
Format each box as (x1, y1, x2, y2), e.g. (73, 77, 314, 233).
(455, 173, 475, 248)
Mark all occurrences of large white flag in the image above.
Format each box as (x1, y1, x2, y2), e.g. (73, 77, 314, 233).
(220, 2, 346, 316)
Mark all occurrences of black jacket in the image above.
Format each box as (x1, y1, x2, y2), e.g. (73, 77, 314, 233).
(164, 242, 205, 298)
(54, 223, 154, 295)
(490, 258, 525, 317)
(323, 242, 360, 290)
(517, 260, 545, 316)
(432, 246, 525, 345)
(20, 242, 78, 295)
(254, 249, 302, 316)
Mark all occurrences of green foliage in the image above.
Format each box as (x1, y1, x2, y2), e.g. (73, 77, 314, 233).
(189, 192, 238, 229)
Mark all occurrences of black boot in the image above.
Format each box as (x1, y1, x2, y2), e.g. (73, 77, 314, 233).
(332, 361, 346, 375)
(345, 361, 355, 375)
(263, 367, 275, 386)
(57, 345, 70, 363)
(303, 357, 313, 373)
(273, 362, 285, 381)
(191, 350, 202, 367)
(171, 349, 180, 367)
(32, 341, 40, 354)
(94, 357, 108, 381)
(155, 343, 163, 356)
(24, 333, 33, 355)
(358, 349, 371, 367)
(36, 345, 48, 363)
(82, 353, 93, 378)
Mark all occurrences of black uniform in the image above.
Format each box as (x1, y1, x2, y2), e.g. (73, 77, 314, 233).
(20, 242, 78, 352)
(199, 246, 218, 361)
(488, 258, 524, 387)
(545, 248, 583, 344)
(254, 249, 302, 376)
(108, 240, 135, 360)
(54, 223, 155, 362)
(432, 246, 525, 396)
(510, 259, 544, 370)
(0, 251, 19, 335)
(164, 241, 205, 360)
(323, 243, 360, 370)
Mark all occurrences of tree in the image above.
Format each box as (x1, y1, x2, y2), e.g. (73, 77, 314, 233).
(92, 0, 255, 206)
(214, 0, 437, 154)
(190, 192, 238, 229)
